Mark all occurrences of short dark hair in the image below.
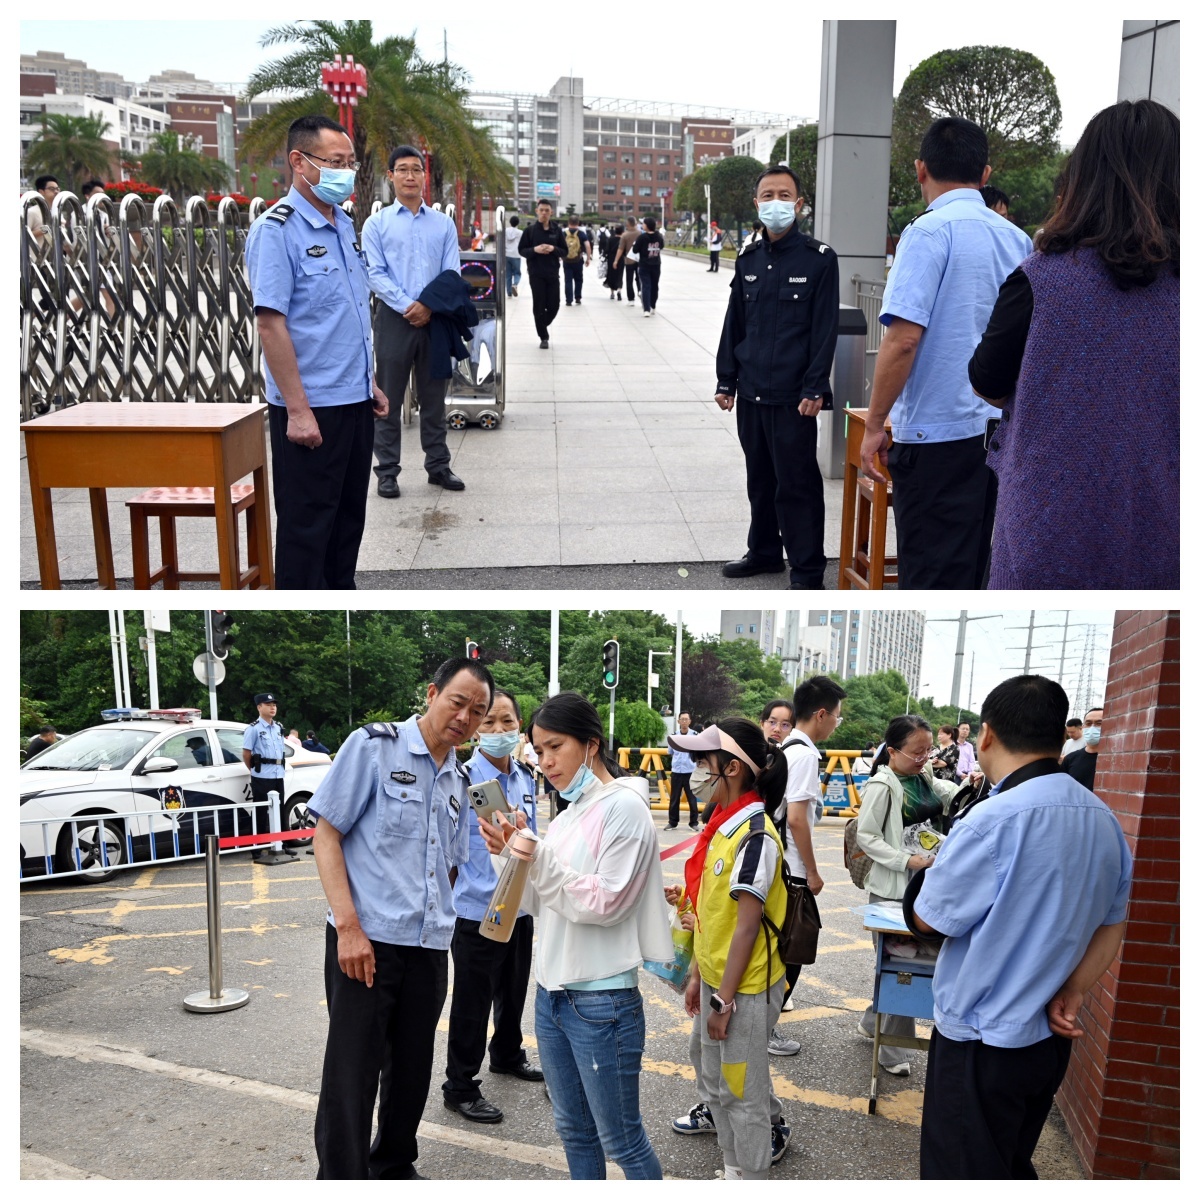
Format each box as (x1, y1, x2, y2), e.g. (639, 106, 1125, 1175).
(35, 175, 59, 191)
(287, 114, 348, 155)
(871, 714, 932, 776)
(759, 699, 794, 723)
(678, 710, 690, 720)
(530, 691, 624, 778)
(431, 657, 495, 707)
(388, 144, 424, 171)
(81, 179, 106, 198)
(1037, 99, 1179, 289)
(508, 214, 519, 227)
(491, 688, 522, 724)
(1084, 707, 1104, 721)
(918, 116, 989, 185)
(39, 724, 56, 734)
(979, 675, 1068, 756)
(644, 216, 657, 231)
(537, 198, 553, 209)
(754, 164, 803, 196)
(979, 184, 1010, 210)
(793, 675, 847, 721)
(938, 724, 957, 738)
(1066, 718, 1083, 730)
(568, 213, 579, 223)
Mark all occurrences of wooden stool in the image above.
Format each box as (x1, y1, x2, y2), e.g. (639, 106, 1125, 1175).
(839, 411, 898, 589)
(126, 485, 263, 589)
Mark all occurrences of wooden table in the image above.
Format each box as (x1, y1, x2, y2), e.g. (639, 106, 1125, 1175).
(21, 403, 273, 590)
(839, 410, 896, 590)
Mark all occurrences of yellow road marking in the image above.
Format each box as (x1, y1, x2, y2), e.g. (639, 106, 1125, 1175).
(243, 959, 273, 966)
(770, 1074, 924, 1126)
(144, 966, 191, 975)
(817, 939, 874, 955)
(776, 1005, 848, 1024)
(43, 894, 326, 919)
(130, 868, 160, 889)
(47, 921, 303, 966)
(251, 861, 271, 903)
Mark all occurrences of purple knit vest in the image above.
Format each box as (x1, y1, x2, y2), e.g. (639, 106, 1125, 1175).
(988, 247, 1179, 590)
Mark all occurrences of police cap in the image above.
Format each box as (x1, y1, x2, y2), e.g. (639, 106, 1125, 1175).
(254, 693, 279, 706)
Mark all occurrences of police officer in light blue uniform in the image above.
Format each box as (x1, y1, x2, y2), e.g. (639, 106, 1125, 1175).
(306, 657, 494, 1180)
(245, 113, 388, 590)
(241, 692, 295, 860)
(443, 689, 543, 1124)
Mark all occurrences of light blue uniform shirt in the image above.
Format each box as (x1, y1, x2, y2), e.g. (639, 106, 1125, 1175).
(245, 186, 373, 407)
(454, 750, 538, 923)
(670, 729, 699, 774)
(915, 771, 1132, 1048)
(307, 715, 471, 949)
(361, 201, 461, 316)
(242, 717, 286, 780)
(880, 189, 1033, 444)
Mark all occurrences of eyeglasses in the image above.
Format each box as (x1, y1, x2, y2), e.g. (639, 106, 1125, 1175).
(302, 152, 359, 172)
(390, 166, 425, 178)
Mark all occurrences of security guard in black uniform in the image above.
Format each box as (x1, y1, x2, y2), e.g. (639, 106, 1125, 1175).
(715, 164, 840, 589)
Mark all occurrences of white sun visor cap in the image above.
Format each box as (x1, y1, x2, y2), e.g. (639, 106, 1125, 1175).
(666, 725, 761, 777)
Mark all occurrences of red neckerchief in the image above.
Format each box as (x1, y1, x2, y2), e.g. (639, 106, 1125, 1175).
(684, 788, 761, 915)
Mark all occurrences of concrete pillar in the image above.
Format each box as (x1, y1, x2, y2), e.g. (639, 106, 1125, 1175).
(1056, 610, 1179, 1179)
(1118, 22, 1179, 114)
(814, 20, 897, 307)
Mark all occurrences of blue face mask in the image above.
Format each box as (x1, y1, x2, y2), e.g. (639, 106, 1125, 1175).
(303, 155, 356, 205)
(559, 751, 598, 804)
(757, 199, 797, 234)
(1082, 726, 1101, 746)
(479, 731, 521, 759)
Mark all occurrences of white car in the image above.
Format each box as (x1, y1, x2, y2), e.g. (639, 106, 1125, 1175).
(20, 711, 331, 883)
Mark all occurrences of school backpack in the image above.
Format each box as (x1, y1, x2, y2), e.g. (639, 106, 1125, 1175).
(564, 228, 582, 260)
(844, 790, 891, 889)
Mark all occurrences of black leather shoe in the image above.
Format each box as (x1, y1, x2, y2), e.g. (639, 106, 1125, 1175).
(539, 338, 549, 349)
(396, 1166, 427, 1179)
(377, 476, 400, 499)
(722, 556, 787, 579)
(490, 1061, 544, 1083)
(427, 469, 465, 491)
(444, 1097, 503, 1123)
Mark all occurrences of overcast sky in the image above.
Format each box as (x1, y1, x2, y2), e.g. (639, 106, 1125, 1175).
(22, 7, 1132, 146)
(661, 607, 1114, 715)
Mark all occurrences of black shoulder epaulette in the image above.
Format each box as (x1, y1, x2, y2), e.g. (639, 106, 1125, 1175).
(362, 721, 399, 739)
(265, 204, 294, 225)
(738, 239, 762, 257)
(453, 757, 471, 779)
(804, 235, 832, 255)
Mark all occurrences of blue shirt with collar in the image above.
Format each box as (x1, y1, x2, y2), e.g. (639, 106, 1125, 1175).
(360, 200, 461, 317)
(306, 714, 472, 950)
(245, 186, 373, 408)
(241, 716, 287, 779)
(915, 768, 1132, 1048)
(454, 749, 539, 923)
(879, 188, 1032, 444)
(670, 729, 700, 774)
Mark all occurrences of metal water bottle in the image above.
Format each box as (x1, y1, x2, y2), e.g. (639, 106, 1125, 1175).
(480, 829, 538, 943)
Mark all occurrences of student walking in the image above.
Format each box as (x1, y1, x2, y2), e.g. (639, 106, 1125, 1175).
(633, 217, 665, 315)
(518, 199, 567, 348)
(503, 215, 522, 297)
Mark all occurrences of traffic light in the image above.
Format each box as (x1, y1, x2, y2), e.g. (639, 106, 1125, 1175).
(465, 640, 480, 660)
(209, 611, 235, 660)
(602, 639, 620, 690)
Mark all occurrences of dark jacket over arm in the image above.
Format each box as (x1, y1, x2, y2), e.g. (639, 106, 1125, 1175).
(417, 269, 478, 380)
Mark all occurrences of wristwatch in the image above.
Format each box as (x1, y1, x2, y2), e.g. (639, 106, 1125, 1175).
(709, 993, 736, 1015)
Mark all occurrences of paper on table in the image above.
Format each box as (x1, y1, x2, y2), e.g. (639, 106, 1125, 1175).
(852, 901, 910, 932)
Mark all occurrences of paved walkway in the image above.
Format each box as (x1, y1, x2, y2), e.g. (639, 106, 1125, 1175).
(20, 251, 895, 586)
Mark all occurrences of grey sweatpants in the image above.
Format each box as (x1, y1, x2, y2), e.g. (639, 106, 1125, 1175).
(692, 978, 785, 1179)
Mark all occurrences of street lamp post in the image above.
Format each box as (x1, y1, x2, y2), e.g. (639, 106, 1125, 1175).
(647, 649, 672, 710)
(905, 682, 931, 716)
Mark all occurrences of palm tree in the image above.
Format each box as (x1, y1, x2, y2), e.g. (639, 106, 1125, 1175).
(240, 21, 511, 227)
(137, 131, 232, 200)
(24, 113, 113, 192)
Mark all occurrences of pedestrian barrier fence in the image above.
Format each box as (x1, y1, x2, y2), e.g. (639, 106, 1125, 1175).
(19, 795, 284, 882)
(851, 275, 886, 360)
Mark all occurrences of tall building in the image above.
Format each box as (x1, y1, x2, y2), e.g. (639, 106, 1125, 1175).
(719, 611, 836, 687)
(20, 50, 131, 98)
(731, 125, 794, 164)
(807, 609, 926, 693)
(132, 73, 237, 181)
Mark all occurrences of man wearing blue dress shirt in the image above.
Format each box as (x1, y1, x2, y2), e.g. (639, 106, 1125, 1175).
(443, 690, 543, 1124)
(361, 145, 465, 497)
(245, 114, 388, 589)
(667, 711, 700, 830)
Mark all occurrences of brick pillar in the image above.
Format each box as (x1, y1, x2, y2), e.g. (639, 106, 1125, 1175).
(1056, 610, 1179, 1179)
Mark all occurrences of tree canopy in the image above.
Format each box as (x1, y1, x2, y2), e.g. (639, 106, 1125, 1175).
(768, 125, 819, 207)
(137, 131, 233, 198)
(24, 113, 113, 192)
(708, 155, 764, 229)
(890, 45, 1062, 207)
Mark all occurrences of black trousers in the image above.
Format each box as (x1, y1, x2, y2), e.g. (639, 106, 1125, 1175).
(668, 772, 698, 826)
(371, 304, 451, 480)
(443, 915, 534, 1103)
(529, 273, 560, 340)
(920, 1029, 1073, 1179)
(781, 961, 802, 1005)
(563, 260, 584, 303)
(268, 399, 373, 590)
(314, 924, 449, 1179)
(639, 264, 660, 312)
(887, 435, 997, 589)
(709, 250, 721, 271)
(624, 263, 640, 297)
(736, 400, 826, 587)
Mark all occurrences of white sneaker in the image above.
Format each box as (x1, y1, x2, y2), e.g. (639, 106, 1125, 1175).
(781, 994, 795, 1012)
(882, 1061, 912, 1077)
(767, 1027, 800, 1056)
(628, 300, 636, 305)
(855, 1020, 875, 1040)
(643, 310, 651, 317)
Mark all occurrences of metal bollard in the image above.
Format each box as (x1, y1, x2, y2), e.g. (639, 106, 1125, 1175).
(184, 834, 250, 1013)
(259, 788, 292, 865)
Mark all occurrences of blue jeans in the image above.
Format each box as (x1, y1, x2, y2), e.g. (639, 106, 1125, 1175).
(536, 986, 662, 1179)
(563, 260, 584, 303)
(505, 258, 521, 295)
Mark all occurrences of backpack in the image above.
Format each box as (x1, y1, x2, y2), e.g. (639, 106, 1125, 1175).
(564, 228, 582, 260)
(740, 828, 822, 968)
(844, 789, 891, 889)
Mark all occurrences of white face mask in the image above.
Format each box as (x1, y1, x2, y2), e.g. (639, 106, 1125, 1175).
(689, 762, 727, 805)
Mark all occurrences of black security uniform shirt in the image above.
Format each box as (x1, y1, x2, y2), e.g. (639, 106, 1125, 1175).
(716, 223, 840, 405)
(517, 221, 568, 278)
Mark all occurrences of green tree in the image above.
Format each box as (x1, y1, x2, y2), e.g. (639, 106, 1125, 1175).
(24, 113, 113, 192)
(559, 610, 682, 709)
(991, 150, 1068, 236)
(709, 637, 788, 719)
(768, 125, 819, 207)
(674, 162, 716, 217)
(612, 700, 668, 750)
(241, 21, 511, 227)
(708, 155, 764, 234)
(890, 46, 1062, 207)
(137, 131, 232, 198)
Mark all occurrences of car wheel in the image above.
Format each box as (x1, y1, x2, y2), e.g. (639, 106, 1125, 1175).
(282, 793, 316, 848)
(55, 814, 126, 884)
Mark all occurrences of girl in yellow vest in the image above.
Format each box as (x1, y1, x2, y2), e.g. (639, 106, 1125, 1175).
(664, 717, 790, 1179)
